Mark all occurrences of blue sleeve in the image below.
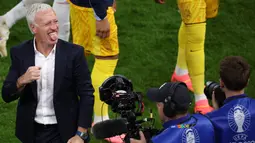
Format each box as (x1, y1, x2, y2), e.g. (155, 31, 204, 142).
(90, 0, 107, 20)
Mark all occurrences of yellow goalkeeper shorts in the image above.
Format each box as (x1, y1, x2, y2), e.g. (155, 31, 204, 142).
(69, 2, 119, 57)
(178, 0, 206, 24)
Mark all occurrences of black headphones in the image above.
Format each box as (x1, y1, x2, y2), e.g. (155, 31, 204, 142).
(163, 82, 188, 118)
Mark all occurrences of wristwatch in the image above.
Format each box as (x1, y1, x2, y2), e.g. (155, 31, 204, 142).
(76, 131, 90, 142)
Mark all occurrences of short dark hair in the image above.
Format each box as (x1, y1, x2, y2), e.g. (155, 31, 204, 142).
(220, 56, 251, 91)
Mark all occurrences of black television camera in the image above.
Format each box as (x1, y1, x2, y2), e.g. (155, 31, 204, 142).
(99, 74, 143, 116)
(92, 75, 160, 143)
(204, 81, 226, 108)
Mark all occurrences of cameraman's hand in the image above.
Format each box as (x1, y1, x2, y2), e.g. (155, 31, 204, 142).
(130, 131, 146, 143)
(212, 91, 219, 110)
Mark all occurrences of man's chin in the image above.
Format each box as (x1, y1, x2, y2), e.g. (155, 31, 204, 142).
(48, 39, 58, 45)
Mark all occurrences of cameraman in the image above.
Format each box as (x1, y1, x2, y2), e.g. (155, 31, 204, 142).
(206, 56, 255, 142)
(130, 82, 215, 143)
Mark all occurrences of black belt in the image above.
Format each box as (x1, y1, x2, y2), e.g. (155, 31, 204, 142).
(34, 122, 57, 129)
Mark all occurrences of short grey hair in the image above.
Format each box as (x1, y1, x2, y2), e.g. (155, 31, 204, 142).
(26, 3, 52, 33)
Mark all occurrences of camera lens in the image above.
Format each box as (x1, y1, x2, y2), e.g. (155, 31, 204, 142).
(204, 81, 220, 99)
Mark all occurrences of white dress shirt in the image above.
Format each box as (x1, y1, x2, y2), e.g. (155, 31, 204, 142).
(33, 39, 57, 125)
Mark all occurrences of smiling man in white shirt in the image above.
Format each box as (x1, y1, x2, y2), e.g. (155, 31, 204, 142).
(2, 3, 94, 143)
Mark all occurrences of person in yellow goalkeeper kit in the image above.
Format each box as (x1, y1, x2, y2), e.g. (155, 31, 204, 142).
(67, 1, 122, 142)
(156, 0, 219, 114)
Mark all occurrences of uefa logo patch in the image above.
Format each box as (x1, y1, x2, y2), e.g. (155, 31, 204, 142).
(228, 104, 251, 133)
(182, 128, 200, 143)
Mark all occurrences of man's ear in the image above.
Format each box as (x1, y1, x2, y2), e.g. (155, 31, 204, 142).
(30, 24, 36, 34)
(156, 102, 163, 108)
(246, 78, 250, 87)
(219, 78, 224, 88)
(156, 102, 160, 108)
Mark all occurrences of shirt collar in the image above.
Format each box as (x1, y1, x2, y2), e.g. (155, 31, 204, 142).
(33, 37, 56, 56)
(163, 114, 191, 129)
(223, 94, 248, 105)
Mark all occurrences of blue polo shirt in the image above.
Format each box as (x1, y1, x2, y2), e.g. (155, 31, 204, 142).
(206, 94, 255, 143)
(151, 113, 215, 143)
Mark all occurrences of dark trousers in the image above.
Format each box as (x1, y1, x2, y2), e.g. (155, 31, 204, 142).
(33, 122, 64, 143)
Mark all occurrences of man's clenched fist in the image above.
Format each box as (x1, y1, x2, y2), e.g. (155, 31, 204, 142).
(19, 66, 41, 85)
